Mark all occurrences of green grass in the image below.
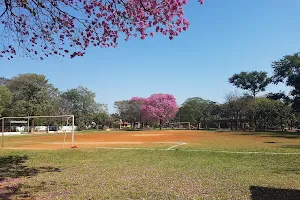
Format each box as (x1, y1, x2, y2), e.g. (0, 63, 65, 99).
(1, 148, 300, 199)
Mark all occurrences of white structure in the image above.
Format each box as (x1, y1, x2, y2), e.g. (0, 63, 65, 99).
(1, 115, 75, 148)
(169, 122, 191, 130)
(12, 125, 76, 133)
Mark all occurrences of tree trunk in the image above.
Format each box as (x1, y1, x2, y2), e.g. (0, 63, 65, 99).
(159, 119, 162, 130)
(30, 118, 35, 133)
(249, 116, 252, 130)
(47, 124, 49, 133)
(290, 119, 293, 130)
(239, 118, 242, 130)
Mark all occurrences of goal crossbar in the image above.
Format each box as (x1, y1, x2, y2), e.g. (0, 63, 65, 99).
(0, 115, 74, 119)
(1, 115, 75, 148)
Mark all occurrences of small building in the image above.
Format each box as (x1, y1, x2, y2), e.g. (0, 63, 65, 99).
(119, 120, 131, 129)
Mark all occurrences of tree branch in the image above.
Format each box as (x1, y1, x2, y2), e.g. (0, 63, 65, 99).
(139, 1, 151, 12)
(0, 0, 10, 18)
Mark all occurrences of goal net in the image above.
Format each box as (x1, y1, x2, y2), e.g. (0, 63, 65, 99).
(1, 115, 75, 148)
(168, 122, 191, 130)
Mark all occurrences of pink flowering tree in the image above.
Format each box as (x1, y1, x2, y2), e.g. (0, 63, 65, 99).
(0, 0, 204, 60)
(141, 93, 178, 129)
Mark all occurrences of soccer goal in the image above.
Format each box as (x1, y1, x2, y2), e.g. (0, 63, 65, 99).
(168, 122, 191, 130)
(1, 115, 75, 148)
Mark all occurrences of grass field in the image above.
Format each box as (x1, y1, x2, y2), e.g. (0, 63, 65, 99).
(0, 130, 300, 199)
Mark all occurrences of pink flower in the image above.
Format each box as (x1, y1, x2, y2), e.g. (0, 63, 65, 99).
(0, 0, 205, 59)
(139, 93, 178, 123)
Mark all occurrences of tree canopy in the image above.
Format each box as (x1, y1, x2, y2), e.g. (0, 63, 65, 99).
(114, 100, 141, 126)
(221, 92, 252, 130)
(6, 73, 58, 117)
(250, 98, 293, 131)
(61, 86, 107, 129)
(228, 71, 271, 99)
(271, 53, 300, 111)
(0, 74, 108, 130)
(177, 97, 215, 129)
(0, 77, 10, 86)
(0, 0, 204, 59)
(0, 86, 12, 117)
(141, 93, 178, 129)
(0, 71, 298, 132)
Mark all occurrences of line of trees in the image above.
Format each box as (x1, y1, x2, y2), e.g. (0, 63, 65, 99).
(0, 74, 110, 131)
(114, 92, 296, 131)
(115, 94, 178, 130)
(176, 93, 295, 131)
(1, 52, 299, 132)
(113, 52, 300, 131)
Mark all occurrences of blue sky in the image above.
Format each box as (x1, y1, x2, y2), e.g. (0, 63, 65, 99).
(1, 0, 300, 113)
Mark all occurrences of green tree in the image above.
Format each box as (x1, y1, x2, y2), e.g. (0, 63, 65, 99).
(206, 101, 221, 129)
(7, 74, 58, 131)
(0, 86, 12, 117)
(61, 86, 101, 129)
(109, 113, 121, 128)
(271, 52, 300, 112)
(250, 98, 274, 131)
(0, 77, 10, 86)
(249, 98, 293, 131)
(92, 111, 109, 129)
(177, 97, 214, 129)
(273, 100, 294, 131)
(229, 71, 271, 100)
(92, 103, 109, 129)
(222, 92, 252, 130)
(114, 100, 141, 129)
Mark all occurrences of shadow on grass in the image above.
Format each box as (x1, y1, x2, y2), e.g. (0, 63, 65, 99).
(264, 141, 280, 144)
(0, 155, 60, 200)
(281, 145, 300, 149)
(233, 131, 300, 139)
(250, 186, 300, 200)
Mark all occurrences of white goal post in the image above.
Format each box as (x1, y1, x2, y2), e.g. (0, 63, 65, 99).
(168, 122, 191, 130)
(1, 115, 75, 148)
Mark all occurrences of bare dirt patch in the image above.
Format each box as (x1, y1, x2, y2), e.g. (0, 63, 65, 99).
(133, 134, 171, 136)
(1, 130, 300, 152)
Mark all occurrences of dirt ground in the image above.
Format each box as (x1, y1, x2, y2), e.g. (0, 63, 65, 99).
(1, 130, 300, 152)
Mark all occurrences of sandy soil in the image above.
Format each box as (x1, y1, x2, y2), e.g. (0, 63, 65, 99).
(1, 130, 300, 151)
